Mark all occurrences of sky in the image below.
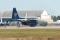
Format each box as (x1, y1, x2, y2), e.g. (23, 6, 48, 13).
(0, 0, 60, 16)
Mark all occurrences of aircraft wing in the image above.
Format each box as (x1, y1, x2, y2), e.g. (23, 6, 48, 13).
(2, 17, 37, 21)
(2, 18, 27, 22)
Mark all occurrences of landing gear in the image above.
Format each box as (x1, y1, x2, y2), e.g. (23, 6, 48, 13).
(17, 21, 22, 27)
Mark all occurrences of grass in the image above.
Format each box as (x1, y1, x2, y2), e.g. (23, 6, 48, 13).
(0, 29, 60, 38)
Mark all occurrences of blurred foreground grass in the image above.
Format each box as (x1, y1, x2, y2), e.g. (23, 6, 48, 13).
(0, 29, 60, 38)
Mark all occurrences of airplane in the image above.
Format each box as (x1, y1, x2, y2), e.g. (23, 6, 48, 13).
(0, 8, 48, 27)
(0, 8, 38, 27)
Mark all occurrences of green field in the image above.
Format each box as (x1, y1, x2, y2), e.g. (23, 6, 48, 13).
(0, 29, 60, 38)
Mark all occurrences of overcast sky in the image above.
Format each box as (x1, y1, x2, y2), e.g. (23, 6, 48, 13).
(0, 0, 60, 16)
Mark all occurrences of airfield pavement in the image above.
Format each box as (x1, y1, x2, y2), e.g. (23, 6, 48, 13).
(0, 26, 60, 40)
(0, 26, 60, 29)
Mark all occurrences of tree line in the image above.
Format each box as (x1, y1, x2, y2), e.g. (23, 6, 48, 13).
(51, 16, 60, 22)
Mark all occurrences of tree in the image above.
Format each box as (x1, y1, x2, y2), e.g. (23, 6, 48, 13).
(57, 16, 60, 20)
(51, 16, 57, 22)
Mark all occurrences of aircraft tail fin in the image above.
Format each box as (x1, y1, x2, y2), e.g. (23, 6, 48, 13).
(12, 8, 19, 19)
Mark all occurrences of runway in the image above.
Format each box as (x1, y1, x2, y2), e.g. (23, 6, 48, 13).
(0, 26, 60, 29)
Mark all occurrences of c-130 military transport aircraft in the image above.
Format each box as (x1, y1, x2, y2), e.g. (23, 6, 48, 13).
(0, 8, 47, 27)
